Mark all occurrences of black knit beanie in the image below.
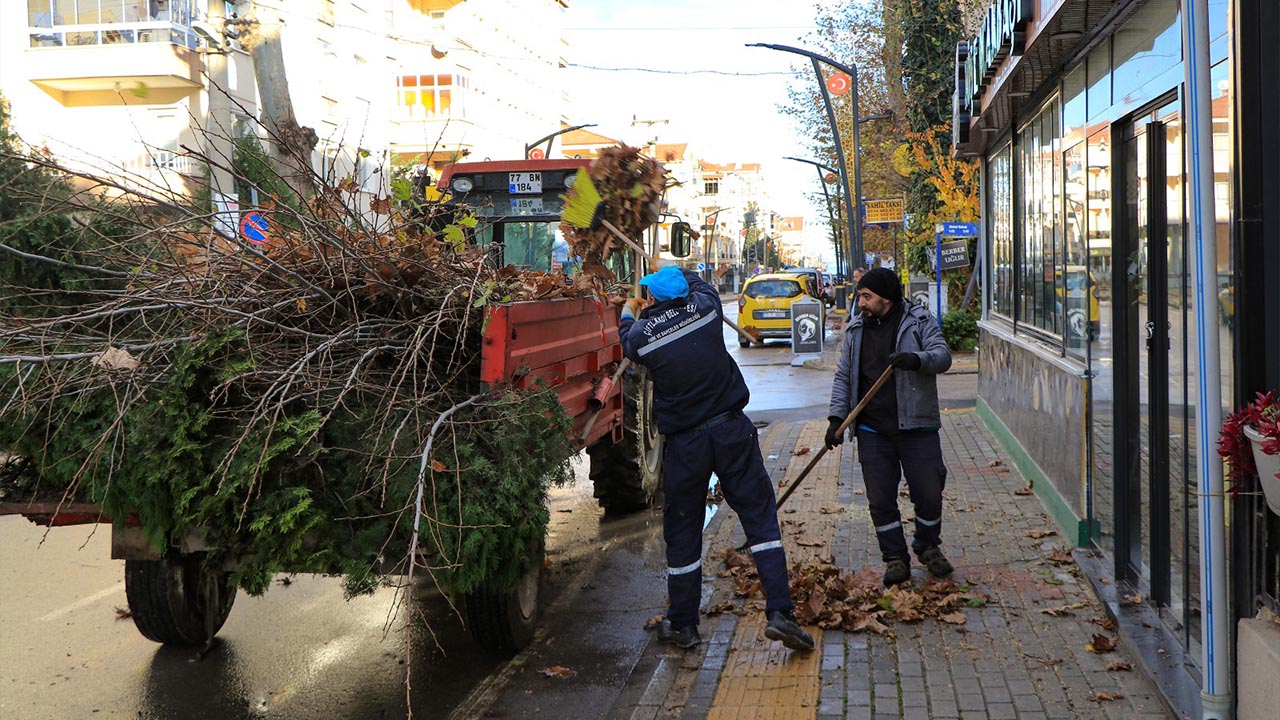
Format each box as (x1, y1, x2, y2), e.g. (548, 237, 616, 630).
(856, 267, 902, 303)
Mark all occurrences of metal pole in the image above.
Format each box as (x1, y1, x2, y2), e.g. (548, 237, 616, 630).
(935, 232, 943, 326)
(851, 64, 864, 267)
(1183, 0, 1229, 716)
(808, 57, 859, 280)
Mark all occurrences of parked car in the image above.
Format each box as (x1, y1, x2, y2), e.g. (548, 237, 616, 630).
(783, 266, 828, 304)
(737, 273, 819, 347)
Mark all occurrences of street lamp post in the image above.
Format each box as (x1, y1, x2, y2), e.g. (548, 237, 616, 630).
(748, 43, 862, 273)
(702, 207, 732, 287)
(784, 156, 848, 308)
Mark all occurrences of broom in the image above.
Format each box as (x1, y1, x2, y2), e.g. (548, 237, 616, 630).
(563, 167, 761, 346)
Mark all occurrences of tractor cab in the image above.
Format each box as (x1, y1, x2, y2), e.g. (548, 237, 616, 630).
(436, 159, 596, 274)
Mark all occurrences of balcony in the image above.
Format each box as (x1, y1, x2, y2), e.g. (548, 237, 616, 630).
(26, 22, 204, 104)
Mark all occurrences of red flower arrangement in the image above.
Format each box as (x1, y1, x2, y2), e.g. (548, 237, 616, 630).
(1218, 390, 1280, 495)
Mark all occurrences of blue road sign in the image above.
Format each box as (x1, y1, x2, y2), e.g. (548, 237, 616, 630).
(240, 211, 269, 245)
(937, 221, 978, 237)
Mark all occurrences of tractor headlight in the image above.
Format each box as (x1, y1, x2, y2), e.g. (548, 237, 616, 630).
(451, 176, 474, 193)
(563, 172, 577, 189)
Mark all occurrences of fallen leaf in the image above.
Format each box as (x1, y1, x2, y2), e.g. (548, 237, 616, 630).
(795, 538, 826, 547)
(113, 606, 132, 619)
(1121, 593, 1143, 606)
(1087, 692, 1124, 702)
(91, 346, 140, 371)
(1024, 529, 1057, 539)
(1106, 661, 1132, 672)
(539, 665, 577, 679)
(793, 446, 811, 456)
(1039, 601, 1087, 617)
(939, 612, 967, 625)
(1014, 482, 1034, 496)
(1048, 546, 1074, 565)
(278, 577, 293, 587)
(989, 460, 1003, 467)
(819, 507, 844, 514)
(1086, 634, 1116, 653)
(643, 614, 664, 630)
(1088, 616, 1117, 631)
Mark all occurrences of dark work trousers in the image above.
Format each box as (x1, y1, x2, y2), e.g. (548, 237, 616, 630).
(855, 428, 947, 563)
(662, 413, 793, 630)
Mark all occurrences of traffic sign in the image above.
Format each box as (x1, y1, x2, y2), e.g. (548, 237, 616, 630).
(240, 211, 269, 245)
(935, 221, 979, 237)
(826, 73, 851, 96)
(696, 262, 706, 271)
(528, 147, 545, 160)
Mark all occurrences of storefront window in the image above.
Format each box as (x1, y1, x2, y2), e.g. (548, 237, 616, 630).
(1064, 141, 1088, 353)
(1087, 127, 1114, 556)
(1087, 39, 1111, 120)
(1063, 65, 1087, 148)
(989, 145, 1014, 319)
(1017, 97, 1063, 335)
(1112, 0, 1181, 108)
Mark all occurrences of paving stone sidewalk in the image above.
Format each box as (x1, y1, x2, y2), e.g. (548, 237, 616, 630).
(614, 411, 1178, 720)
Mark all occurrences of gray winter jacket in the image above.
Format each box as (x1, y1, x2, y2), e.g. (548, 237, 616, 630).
(827, 302, 952, 430)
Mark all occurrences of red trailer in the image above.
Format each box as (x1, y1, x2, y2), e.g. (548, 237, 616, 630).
(0, 157, 670, 653)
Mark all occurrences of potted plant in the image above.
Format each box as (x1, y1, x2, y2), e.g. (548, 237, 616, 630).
(1219, 391, 1280, 515)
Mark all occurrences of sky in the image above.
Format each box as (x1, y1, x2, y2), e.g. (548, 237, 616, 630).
(562, 0, 831, 257)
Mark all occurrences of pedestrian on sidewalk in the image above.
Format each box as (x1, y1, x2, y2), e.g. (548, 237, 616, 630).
(620, 265, 814, 652)
(824, 268, 955, 587)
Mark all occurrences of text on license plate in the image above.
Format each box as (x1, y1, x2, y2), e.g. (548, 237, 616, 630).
(510, 197, 544, 214)
(509, 172, 542, 194)
(753, 309, 788, 319)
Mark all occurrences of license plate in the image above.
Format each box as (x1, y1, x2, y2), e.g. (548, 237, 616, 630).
(753, 309, 788, 319)
(509, 197, 544, 214)
(509, 172, 542, 194)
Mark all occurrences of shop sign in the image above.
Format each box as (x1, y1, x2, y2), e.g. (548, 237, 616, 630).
(959, 0, 1034, 112)
(864, 198, 905, 225)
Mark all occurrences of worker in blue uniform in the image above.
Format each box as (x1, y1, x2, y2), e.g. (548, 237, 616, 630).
(619, 265, 813, 651)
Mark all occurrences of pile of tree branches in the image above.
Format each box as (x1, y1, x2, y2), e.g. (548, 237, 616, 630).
(0, 98, 588, 599)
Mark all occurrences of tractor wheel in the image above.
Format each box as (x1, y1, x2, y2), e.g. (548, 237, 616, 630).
(465, 541, 543, 653)
(124, 553, 236, 645)
(587, 364, 664, 513)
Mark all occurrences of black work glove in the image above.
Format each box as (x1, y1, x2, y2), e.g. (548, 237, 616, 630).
(824, 416, 845, 449)
(888, 351, 922, 371)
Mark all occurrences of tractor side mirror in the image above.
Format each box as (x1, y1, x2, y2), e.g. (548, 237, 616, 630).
(670, 222, 693, 258)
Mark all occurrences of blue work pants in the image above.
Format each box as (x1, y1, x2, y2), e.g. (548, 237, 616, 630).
(662, 413, 793, 630)
(855, 428, 947, 563)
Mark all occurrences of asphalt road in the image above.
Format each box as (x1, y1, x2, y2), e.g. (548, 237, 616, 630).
(0, 303, 840, 720)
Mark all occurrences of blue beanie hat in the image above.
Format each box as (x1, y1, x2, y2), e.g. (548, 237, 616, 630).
(639, 265, 690, 302)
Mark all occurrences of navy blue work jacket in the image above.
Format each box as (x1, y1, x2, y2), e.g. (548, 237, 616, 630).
(619, 270, 749, 435)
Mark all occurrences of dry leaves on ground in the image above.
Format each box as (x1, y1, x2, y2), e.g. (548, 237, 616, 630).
(781, 561, 986, 634)
(819, 507, 844, 514)
(793, 446, 811, 456)
(1087, 692, 1125, 702)
(113, 606, 132, 619)
(643, 614, 664, 630)
(1088, 616, 1118, 632)
(539, 665, 577, 679)
(1047, 546, 1075, 566)
(1039, 601, 1088, 617)
(1086, 634, 1116, 653)
(1121, 592, 1144, 606)
(1014, 482, 1034, 496)
(1106, 661, 1132, 671)
(1024, 529, 1056, 539)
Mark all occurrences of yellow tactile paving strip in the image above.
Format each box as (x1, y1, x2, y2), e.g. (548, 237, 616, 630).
(707, 420, 841, 720)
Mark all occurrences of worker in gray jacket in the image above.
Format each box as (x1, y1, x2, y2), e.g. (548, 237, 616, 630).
(824, 268, 954, 587)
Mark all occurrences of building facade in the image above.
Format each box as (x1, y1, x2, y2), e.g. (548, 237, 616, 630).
(955, 0, 1279, 716)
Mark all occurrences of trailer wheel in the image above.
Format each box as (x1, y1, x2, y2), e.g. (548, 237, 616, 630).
(124, 553, 236, 646)
(587, 364, 663, 513)
(465, 542, 543, 653)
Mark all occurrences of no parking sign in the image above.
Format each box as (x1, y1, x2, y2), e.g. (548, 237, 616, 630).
(240, 211, 269, 246)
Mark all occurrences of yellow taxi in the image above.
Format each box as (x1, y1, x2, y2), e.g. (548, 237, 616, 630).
(737, 273, 817, 347)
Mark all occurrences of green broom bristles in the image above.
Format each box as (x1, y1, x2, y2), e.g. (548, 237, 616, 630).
(562, 167, 605, 230)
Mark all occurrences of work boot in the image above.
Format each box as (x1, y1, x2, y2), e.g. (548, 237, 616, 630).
(764, 610, 815, 651)
(658, 620, 701, 649)
(882, 557, 912, 587)
(917, 546, 954, 578)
